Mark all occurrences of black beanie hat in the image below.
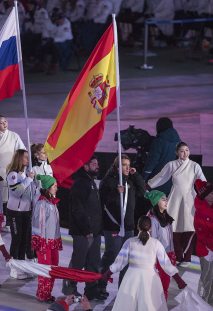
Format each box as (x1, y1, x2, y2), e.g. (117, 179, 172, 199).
(156, 117, 173, 134)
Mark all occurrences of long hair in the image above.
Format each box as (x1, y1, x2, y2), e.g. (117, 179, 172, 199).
(150, 204, 174, 228)
(138, 216, 151, 245)
(112, 154, 130, 172)
(31, 143, 44, 166)
(7, 149, 27, 174)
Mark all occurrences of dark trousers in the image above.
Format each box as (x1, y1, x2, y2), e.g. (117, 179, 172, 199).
(54, 40, 74, 71)
(173, 231, 197, 262)
(3, 203, 10, 226)
(99, 230, 134, 288)
(62, 235, 101, 299)
(9, 214, 31, 260)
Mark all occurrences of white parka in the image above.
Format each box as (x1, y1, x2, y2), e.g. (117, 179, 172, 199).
(7, 168, 33, 212)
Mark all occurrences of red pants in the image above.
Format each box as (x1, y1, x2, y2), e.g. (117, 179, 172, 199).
(36, 248, 59, 301)
(156, 251, 176, 301)
(173, 231, 197, 262)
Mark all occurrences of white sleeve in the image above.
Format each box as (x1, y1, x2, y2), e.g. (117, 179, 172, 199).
(148, 162, 172, 189)
(7, 172, 33, 198)
(14, 133, 26, 151)
(156, 240, 178, 277)
(150, 218, 160, 240)
(110, 239, 130, 273)
(194, 163, 206, 183)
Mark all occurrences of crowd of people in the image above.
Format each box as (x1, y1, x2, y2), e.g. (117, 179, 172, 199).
(0, 113, 213, 310)
(0, 0, 213, 74)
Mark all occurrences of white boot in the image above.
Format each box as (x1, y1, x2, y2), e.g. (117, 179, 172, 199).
(10, 266, 19, 278)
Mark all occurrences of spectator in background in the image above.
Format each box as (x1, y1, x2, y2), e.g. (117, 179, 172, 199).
(44, 0, 62, 16)
(145, 0, 175, 37)
(0, 0, 25, 31)
(22, 0, 48, 63)
(51, 8, 74, 71)
(142, 117, 180, 197)
(62, 155, 106, 301)
(98, 154, 145, 295)
(0, 115, 25, 232)
(62, 0, 86, 23)
(81, 0, 112, 52)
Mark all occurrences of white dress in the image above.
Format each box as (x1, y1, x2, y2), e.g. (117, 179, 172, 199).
(110, 236, 178, 311)
(148, 158, 206, 232)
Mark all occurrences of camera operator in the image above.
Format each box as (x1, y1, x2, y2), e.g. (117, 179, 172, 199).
(98, 154, 145, 296)
(142, 118, 180, 196)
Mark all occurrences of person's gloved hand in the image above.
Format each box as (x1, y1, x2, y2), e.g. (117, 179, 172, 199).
(172, 273, 187, 289)
(101, 269, 113, 282)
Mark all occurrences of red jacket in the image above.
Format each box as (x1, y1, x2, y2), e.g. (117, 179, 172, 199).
(194, 196, 213, 257)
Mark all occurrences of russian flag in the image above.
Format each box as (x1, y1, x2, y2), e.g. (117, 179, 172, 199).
(0, 7, 21, 102)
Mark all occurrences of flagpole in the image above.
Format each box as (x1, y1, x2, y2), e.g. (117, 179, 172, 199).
(112, 14, 124, 237)
(14, 1, 32, 172)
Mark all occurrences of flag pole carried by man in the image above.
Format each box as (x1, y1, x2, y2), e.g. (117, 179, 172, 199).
(44, 15, 125, 236)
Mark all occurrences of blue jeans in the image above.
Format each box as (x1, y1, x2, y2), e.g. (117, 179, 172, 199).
(99, 230, 134, 288)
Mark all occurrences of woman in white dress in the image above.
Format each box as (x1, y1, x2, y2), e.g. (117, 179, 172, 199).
(147, 142, 206, 267)
(101, 216, 187, 311)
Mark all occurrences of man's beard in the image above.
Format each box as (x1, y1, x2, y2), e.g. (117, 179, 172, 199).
(88, 169, 99, 177)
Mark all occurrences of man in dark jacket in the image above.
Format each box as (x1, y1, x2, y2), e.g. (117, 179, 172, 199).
(142, 117, 180, 196)
(98, 154, 146, 295)
(62, 155, 106, 301)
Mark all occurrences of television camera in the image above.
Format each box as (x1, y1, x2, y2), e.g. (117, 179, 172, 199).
(114, 125, 155, 174)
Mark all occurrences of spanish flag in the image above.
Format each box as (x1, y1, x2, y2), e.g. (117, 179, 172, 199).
(44, 24, 117, 184)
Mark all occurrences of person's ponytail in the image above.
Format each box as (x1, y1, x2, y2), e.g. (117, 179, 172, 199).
(138, 216, 151, 246)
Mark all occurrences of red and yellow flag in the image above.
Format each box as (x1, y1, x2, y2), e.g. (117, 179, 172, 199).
(44, 24, 116, 184)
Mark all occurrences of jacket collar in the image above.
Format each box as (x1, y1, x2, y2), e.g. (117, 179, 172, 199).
(38, 195, 60, 205)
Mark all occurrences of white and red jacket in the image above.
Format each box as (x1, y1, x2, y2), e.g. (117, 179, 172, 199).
(7, 168, 33, 212)
(194, 196, 213, 258)
(32, 195, 62, 253)
(147, 210, 174, 254)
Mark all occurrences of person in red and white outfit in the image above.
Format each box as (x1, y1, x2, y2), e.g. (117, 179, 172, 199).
(146, 190, 176, 301)
(194, 179, 213, 305)
(32, 174, 62, 304)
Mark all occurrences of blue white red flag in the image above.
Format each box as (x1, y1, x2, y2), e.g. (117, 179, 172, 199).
(0, 7, 21, 102)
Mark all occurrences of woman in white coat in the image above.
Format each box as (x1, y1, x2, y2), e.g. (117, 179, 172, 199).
(101, 216, 187, 311)
(148, 142, 206, 267)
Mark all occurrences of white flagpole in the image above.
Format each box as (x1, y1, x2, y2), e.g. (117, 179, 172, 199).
(112, 14, 124, 237)
(14, 1, 32, 172)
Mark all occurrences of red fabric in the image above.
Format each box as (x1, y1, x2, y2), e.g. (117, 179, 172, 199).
(173, 231, 196, 262)
(36, 248, 59, 301)
(172, 273, 187, 289)
(194, 196, 213, 257)
(47, 24, 114, 149)
(0, 244, 11, 261)
(31, 235, 63, 253)
(48, 87, 116, 184)
(49, 266, 113, 284)
(195, 179, 213, 200)
(0, 64, 21, 102)
(155, 251, 176, 301)
(54, 300, 69, 311)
